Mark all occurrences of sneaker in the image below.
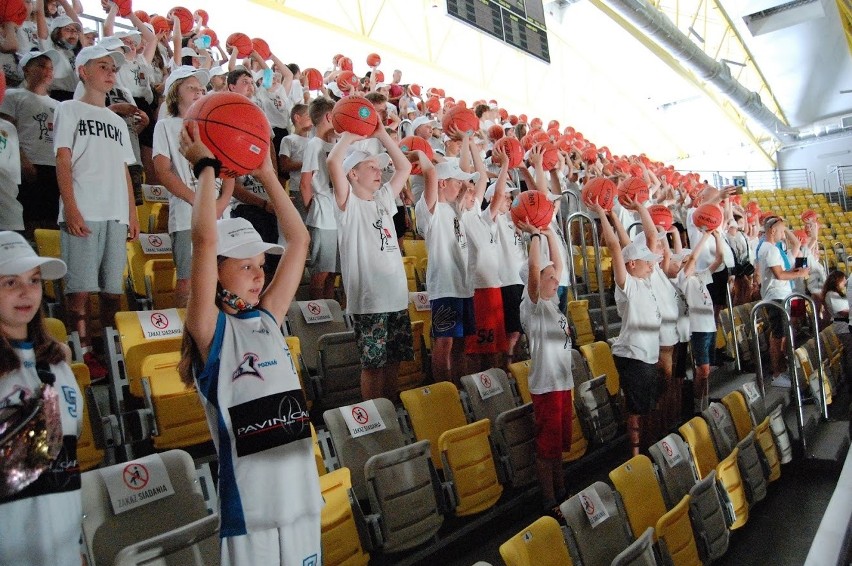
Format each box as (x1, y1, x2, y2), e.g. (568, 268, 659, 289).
(84, 352, 109, 381)
(771, 372, 792, 388)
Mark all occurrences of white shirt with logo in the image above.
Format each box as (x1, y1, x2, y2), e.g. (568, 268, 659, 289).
(611, 273, 662, 364)
(336, 183, 407, 314)
(495, 213, 527, 286)
(0, 89, 59, 166)
(415, 198, 472, 300)
(301, 136, 337, 230)
(757, 241, 793, 301)
(520, 295, 574, 394)
(462, 204, 502, 289)
(678, 269, 717, 333)
(0, 118, 22, 230)
(650, 264, 680, 346)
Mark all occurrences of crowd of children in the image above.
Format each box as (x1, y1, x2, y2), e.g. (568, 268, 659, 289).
(0, 1, 847, 564)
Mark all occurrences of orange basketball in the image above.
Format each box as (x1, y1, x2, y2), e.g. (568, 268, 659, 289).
(335, 70, 358, 92)
(409, 84, 421, 96)
(331, 97, 379, 136)
(339, 56, 353, 71)
(746, 200, 760, 215)
(508, 114, 518, 125)
(167, 6, 193, 34)
(582, 147, 599, 164)
(534, 141, 559, 171)
(498, 108, 508, 121)
(546, 127, 560, 141)
(618, 176, 649, 204)
(112, 0, 132, 18)
(193, 8, 208, 25)
(226, 32, 252, 57)
(529, 117, 542, 130)
(488, 124, 504, 141)
(648, 204, 673, 231)
(133, 9, 149, 22)
(199, 28, 218, 46)
(694, 203, 723, 231)
(547, 119, 559, 131)
(303, 68, 323, 91)
(801, 209, 818, 223)
(373, 70, 384, 83)
(185, 92, 271, 177)
(0, 0, 28, 25)
(518, 113, 528, 124)
(442, 107, 479, 138)
(582, 177, 616, 211)
(366, 52, 381, 67)
(511, 190, 555, 229)
(495, 137, 523, 169)
(425, 96, 440, 114)
(150, 15, 171, 34)
(521, 130, 549, 151)
(793, 229, 808, 244)
(398, 135, 433, 175)
(251, 38, 271, 60)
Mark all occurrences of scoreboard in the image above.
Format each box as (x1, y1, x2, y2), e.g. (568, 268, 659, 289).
(446, 0, 550, 64)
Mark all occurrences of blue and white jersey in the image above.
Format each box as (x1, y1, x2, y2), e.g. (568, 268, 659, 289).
(195, 309, 323, 537)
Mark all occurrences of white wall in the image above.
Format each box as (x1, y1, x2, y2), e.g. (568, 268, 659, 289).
(777, 133, 852, 194)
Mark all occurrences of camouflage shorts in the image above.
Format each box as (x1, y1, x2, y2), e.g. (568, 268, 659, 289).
(352, 309, 414, 369)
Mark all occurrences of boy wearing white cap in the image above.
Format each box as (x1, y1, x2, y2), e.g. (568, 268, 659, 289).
(415, 159, 478, 384)
(327, 123, 415, 400)
(53, 45, 138, 378)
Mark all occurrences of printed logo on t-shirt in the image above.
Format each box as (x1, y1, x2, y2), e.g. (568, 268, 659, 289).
(558, 315, 571, 349)
(453, 216, 467, 249)
(61, 385, 78, 418)
(33, 111, 53, 141)
(229, 389, 311, 457)
(303, 555, 318, 566)
(76, 118, 125, 145)
(371, 216, 397, 252)
(231, 352, 276, 381)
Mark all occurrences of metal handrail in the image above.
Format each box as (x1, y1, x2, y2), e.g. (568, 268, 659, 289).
(784, 293, 829, 421)
(724, 282, 741, 372)
(626, 222, 643, 238)
(750, 300, 807, 453)
(817, 242, 829, 274)
(565, 212, 610, 338)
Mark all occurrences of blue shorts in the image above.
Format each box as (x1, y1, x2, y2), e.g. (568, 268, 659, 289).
(430, 297, 475, 339)
(691, 332, 715, 366)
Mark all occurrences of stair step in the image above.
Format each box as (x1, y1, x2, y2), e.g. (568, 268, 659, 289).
(803, 421, 850, 466)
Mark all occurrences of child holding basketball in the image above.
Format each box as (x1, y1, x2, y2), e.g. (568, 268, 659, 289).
(278, 104, 312, 220)
(177, 123, 322, 566)
(54, 45, 139, 378)
(300, 97, 339, 299)
(326, 122, 415, 401)
(0, 232, 82, 566)
(517, 219, 573, 517)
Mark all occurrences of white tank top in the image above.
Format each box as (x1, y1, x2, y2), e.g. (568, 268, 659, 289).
(195, 310, 323, 537)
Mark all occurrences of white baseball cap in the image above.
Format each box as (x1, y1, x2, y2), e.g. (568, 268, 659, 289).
(622, 242, 662, 263)
(343, 149, 390, 174)
(484, 180, 518, 202)
(112, 30, 141, 45)
(0, 232, 66, 280)
(50, 15, 82, 32)
(164, 65, 210, 96)
(75, 45, 125, 73)
(216, 218, 284, 259)
(436, 162, 480, 182)
(411, 116, 437, 132)
(18, 49, 61, 71)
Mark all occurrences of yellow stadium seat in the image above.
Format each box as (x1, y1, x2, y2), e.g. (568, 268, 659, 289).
(403, 239, 427, 264)
(609, 454, 668, 538)
(563, 409, 587, 463)
(754, 417, 781, 482)
(144, 259, 177, 310)
(311, 423, 326, 476)
(33, 228, 62, 310)
(285, 335, 312, 409)
(567, 300, 595, 346)
(113, 310, 187, 399)
(716, 448, 749, 530)
(71, 362, 104, 471)
(149, 202, 169, 232)
(320, 468, 370, 566)
(508, 359, 532, 404)
(401, 256, 420, 292)
(655, 494, 702, 566)
(499, 515, 573, 566)
(721, 390, 753, 442)
(579, 341, 620, 397)
(400, 382, 469, 469)
(407, 300, 432, 351)
(678, 417, 719, 480)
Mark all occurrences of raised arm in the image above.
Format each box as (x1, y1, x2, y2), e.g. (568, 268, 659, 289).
(587, 196, 626, 289)
(378, 126, 411, 196)
(327, 131, 358, 210)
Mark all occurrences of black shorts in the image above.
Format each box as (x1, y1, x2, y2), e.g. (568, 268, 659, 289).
(134, 96, 157, 148)
(19, 164, 59, 224)
(706, 267, 729, 307)
(613, 355, 661, 415)
(767, 299, 786, 338)
(272, 126, 289, 156)
(501, 284, 524, 334)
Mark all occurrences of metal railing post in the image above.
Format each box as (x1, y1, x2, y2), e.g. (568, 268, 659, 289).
(566, 212, 609, 339)
(725, 282, 741, 372)
(784, 293, 829, 420)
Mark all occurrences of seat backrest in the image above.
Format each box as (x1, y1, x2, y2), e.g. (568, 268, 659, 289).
(286, 299, 348, 371)
(400, 382, 468, 469)
(715, 447, 749, 530)
(702, 403, 738, 459)
(736, 431, 768, 506)
(34, 228, 62, 301)
(460, 368, 517, 424)
(754, 416, 781, 482)
(71, 362, 104, 472)
(114, 310, 186, 397)
(402, 239, 427, 263)
(575, 375, 619, 446)
(608, 454, 668, 538)
(579, 341, 620, 397)
(316, 330, 362, 409)
(45, 317, 69, 342)
(81, 450, 217, 566)
(611, 527, 658, 566)
(739, 381, 767, 426)
(494, 403, 538, 488)
(561, 481, 633, 566)
(562, 407, 588, 464)
(507, 359, 533, 404)
(721, 391, 753, 442)
(150, 202, 169, 232)
(570, 349, 594, 388)
(648, 433, 697, 510)
(144, 259, 178, 310)
(438, 418, 503, 516)
(323, 398, 407, 501)
(319, 467, 371, 566)
(768, 405, 793, 465)
(655, 494, 701, 566)
(126, 238, 172, 298)
(678, 417, 720, 480)
(687, 470, 730, 563)
(284, 336, 311, 407)
(567, 300, 595, 346)
(396, 320, 426, 394)
(401, 256, 419, 291)
(364, 439, 444, 553)
(499, 516, 574, 566)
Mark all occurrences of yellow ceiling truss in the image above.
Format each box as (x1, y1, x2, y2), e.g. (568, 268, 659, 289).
(837, 0, 852, 56)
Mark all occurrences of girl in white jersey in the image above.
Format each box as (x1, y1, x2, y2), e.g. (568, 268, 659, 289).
(0, 231, 82, 566)
(177, 123, 321, 566)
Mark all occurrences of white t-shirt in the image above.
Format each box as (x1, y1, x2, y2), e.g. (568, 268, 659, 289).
(611, 273, 661, 364)
(826, 290, 849, 335)
(672, 275, 690, 342)
(53, 100, 134, 224)
(46, 40, 78, 94)
(1, 89, 59, 166)
(0, 118, 23, 231)
(686, 208, 734, 273)
(520, 295, 574, 394)
(678, 269, 716, 333)
(152, 116, 196, 233)
(415, 197, 472, 300)
(256, 85, 291, 129)
(301, 136, 336, 230)
(17, 21, 40, 55)
(650, 264, 679, 346)
(462, 204, 502, 289)
(278, 133, 309, 187)
(800, 245, 825, 295)
(116, 56, 155, 104)
(495, 213, 527, 286)
(756, 241, 792, 301)
(336, 183, 408, 314)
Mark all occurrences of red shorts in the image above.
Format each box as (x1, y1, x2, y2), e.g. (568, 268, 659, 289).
(465, 287, 508, 354)
(531, 390, 573, 460)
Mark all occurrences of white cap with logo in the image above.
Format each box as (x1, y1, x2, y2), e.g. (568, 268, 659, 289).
(0, 232, 66, 280)
(216, 218, 284, 259)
